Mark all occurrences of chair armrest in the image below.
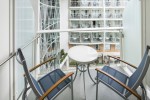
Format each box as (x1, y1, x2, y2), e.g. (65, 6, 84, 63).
(95, 68, 141, 100)
(108, 55, 137, 69)
(39, 72, 74, 100)
(23, 57, 56, 76)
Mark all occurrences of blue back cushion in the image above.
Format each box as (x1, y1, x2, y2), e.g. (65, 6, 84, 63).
(30, 74, 43, 95)
(127, 49, 148, 88)
(38, 69, 71, 100)
(98, 66, 128, 94)
(126, 48, 150, 97)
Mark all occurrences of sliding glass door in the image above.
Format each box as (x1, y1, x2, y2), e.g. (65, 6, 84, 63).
(122, 0, 142, 67)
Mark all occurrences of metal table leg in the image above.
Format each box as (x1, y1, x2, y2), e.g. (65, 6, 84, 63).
(71, 76, 74, 100)
(87, 64, 96, 84)
(78, 64, 87, 72)
(96, 71, 99, 100)
(83, 66, 86, 99)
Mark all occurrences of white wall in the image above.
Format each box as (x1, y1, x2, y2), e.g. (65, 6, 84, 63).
(123, 0, 150, 98)
(123, 0, 141, 66)
(142, 0, 150, 98)
(60, 0, 69, 52)
(0, 0, 11, 100)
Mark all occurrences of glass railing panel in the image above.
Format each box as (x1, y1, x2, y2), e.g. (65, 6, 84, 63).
(39, 33, 60, 74)
(15, 0, 35, 99)
(39, 0, 60, 75)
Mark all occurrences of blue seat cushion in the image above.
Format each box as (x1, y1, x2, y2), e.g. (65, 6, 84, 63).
(97, 66, 128, 94)
(38, 69, 71, 100)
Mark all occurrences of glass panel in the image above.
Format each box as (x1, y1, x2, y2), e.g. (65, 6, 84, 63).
(40, 0, 60, 74)
(15, 0, 35, 99)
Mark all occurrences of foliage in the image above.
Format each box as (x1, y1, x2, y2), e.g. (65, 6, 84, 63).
(60, 49, 67, 63)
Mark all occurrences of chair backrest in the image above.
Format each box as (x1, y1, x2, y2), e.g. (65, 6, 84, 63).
(126, 46, 150, 97)
(17, 48, 43, 98)
(38, 69, 71, 100)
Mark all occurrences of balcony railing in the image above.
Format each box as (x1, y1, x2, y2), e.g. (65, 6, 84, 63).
(105, 1, 127, 7)
(70, 21, 104, 29)
(70, 13, 103, 19)
(70, 1, 127, 7)
(70, 1, 103, 7)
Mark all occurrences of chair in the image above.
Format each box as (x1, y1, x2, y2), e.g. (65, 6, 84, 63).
(17, 48, 74, 100)
(95, 45, 150, 100)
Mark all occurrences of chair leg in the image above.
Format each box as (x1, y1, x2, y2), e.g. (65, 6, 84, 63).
(140, 83, 147, 100)
(22, 87, 30, 100)
(87, 64, 96, 84)
(22, 77, 30, 100)
(22, 89, 26, 100)
(96, 71, 98, 100)
(71, 76, 74, 100)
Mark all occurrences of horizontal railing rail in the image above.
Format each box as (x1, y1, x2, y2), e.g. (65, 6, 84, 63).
(37, 28, 122, 34)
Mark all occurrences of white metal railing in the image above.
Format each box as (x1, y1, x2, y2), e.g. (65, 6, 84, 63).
(70, 1, 127, 7)
(105, 13, 123, 18)
(70, 21, 104, 29)
(40, 1, 59, 7)
(70, 1, 103, 7)
(37, 28, 122, 34)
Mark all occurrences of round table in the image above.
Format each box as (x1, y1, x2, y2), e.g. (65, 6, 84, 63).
(68, 45, 98, 83)
(68, 45, 98, 99)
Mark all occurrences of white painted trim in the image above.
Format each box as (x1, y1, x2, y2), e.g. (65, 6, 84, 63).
(140, 0, 150, 98)
(9, 0, 15, 99)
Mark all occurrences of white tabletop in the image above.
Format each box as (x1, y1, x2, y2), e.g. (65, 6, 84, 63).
(68, 45, 98, 64)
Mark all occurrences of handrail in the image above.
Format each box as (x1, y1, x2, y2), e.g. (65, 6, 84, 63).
(108, 55, 137, 69)
(0, 53, 17, 66)
(37, 28, 122, 34)
(23, 57, 56, 76)
(0, 34, 40, 66)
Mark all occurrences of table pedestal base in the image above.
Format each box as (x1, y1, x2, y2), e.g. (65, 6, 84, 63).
(74, 63, 96, 84)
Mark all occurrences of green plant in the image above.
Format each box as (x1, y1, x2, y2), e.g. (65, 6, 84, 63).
(59, 49, 70, 63)
(60, 49, 65, 57)
(69, 61, 76, 66)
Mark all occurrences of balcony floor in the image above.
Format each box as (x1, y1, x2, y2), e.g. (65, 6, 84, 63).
(28, 64, 140, 100)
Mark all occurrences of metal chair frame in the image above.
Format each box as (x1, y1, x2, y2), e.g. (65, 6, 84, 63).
(17, 48, 74, 100)
(96, 45, 150, 100)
